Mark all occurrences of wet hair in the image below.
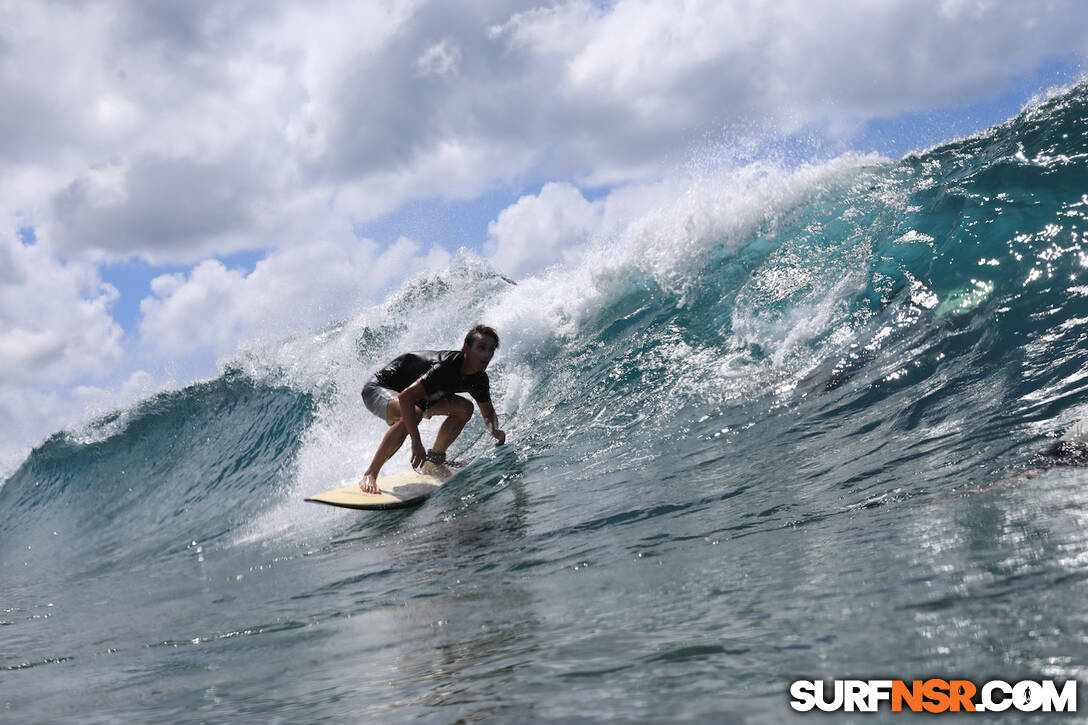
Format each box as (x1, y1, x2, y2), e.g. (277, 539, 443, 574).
(465, 324, 500, 349)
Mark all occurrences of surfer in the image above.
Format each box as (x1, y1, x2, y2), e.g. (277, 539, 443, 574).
(358, 325, 506, 494)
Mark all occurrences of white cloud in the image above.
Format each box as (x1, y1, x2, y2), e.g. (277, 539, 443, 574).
(333, 139, 537, 222)
(417, 40, 462, 78)
(72, 369, 159, 410)
(486, 182, 602, 277)
(139, 234, 451, 357)
(50, 154, 263, 262)
(2, 0, 1085, 265)
(0, 232, 123, 387)
(2, 0, 418, 263)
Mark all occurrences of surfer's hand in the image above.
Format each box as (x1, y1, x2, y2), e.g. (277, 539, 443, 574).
(410, 440, 427, 469)
(493, 429, 506, 445)
(360, 473, 380, 495)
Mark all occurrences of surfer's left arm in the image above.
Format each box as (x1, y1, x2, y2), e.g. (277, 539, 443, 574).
(479, 400, 506, 445)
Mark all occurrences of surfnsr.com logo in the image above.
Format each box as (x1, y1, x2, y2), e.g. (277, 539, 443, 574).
(789, 679, 1077, 714)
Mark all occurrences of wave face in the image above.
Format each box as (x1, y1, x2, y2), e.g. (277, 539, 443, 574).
(4, 83, 1088, 723)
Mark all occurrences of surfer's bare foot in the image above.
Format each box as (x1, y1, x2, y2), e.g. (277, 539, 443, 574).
(359, 473, 380, 495)
(420, 461, 453, 479)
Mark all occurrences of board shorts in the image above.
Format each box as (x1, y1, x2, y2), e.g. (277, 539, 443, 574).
(361, 380, 399, 422)
(361, 379, 448, 422)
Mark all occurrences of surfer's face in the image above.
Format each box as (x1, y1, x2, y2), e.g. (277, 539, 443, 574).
(464, 336, 497, 369)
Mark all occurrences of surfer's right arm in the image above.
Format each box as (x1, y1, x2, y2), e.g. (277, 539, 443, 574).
(478, 400, 505, 445)
(397, 380, 428, 469)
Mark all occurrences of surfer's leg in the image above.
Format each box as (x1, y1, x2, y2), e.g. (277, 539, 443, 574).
(362, 382, 400, 426)
(360, 404, 424, 493)
(428, 395, 474, 455)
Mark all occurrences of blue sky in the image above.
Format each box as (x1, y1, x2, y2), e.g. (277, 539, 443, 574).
(860, 56, 1084, 158)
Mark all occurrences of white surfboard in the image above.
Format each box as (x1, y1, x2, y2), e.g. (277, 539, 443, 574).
(304, 470, 448, 510)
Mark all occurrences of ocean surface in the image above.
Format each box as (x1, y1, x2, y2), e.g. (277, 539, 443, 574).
(4, 82, 1088, 724)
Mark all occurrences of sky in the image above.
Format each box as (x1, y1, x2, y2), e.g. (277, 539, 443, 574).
(2, 0, 1087, 471)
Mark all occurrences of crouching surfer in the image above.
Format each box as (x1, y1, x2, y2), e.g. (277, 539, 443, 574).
(357, 325, 506, 494)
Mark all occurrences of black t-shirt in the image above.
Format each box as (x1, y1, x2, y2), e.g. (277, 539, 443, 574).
(372, 350, 491, 405)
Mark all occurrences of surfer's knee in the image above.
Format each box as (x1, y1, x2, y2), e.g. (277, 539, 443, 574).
(452, 396, 473, 422)
(385, 402, 399, 426)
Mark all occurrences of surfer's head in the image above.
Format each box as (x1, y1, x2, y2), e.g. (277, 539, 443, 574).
(464, 325, 499, 350)
(463, 325, 499, 370)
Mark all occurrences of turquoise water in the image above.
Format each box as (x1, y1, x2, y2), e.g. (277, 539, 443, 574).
(3, 83, 1088, 723)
